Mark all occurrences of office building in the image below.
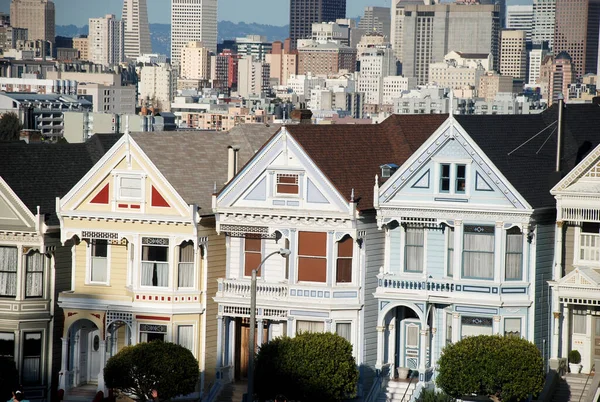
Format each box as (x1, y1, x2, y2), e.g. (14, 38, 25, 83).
(9, 0, 55, 43)
(357, 44, 397, 105)
(122, 0, 152, 60)
(139, 63, 177, 112)
(88, 14, 124, 67)
(554, 0, 600, 78)
(289, 0, 346, 50)
(528, 43, 550, 85)
(506, 5, 533, 42)
(181, 41, 211, 80)
(532, 0, 555, 48)
(311, 21, 350, 46)
(500, 30, 527, 80)
(539, 51, 575, 104)
(171, 0, 218, 64)
(429, 51, 491, 89)
(265, 39, 298, 86)
(297, 41, 356, 76)
(73, 36, 89, 61)
(235, 35, 272, 62)
(357, 6, 391, 39)
(237, 56, 271, 97)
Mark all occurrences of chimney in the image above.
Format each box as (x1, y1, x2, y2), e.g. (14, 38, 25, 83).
(556, 93, 564, 173)
(226, 146, 240, 182)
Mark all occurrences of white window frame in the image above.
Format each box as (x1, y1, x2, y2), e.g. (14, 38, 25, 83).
(335, 321, 352, 344)
(270, 168, 304, 199)
(86, 239, 111, 286)
(139, 323, 169, 343)
(445, 226, 455, 278)
(140, 237, 170, 288)
(113, 171, 146, 203)
(503, 317, 522, 338)
(295, 320, 325, 335)
(433, 158, 472, 197)
(176, 323, 196, 357)
(178, 242, 195, 289)
(404, 226, 425, 273)
(575, 224, 600, 266)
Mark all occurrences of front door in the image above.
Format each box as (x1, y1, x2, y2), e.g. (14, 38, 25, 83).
(571, 312, 589, 372)
(88, 329, 101, 383)
(78, 328, 89, 385)
(401, 320, 420, 370)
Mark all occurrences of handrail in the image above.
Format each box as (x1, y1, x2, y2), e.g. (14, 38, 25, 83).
(579, 365, 595, 402)
(202, 380, 222, 402)
(365, 365, 390, 402)
(400, 371, 417, 402)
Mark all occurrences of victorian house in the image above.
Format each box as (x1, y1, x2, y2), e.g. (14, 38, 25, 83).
(0, 136, 119, 402)
(549, 103, 600, 374)
(55, 126, 277, 398)
(373, 104, 600, 392)
(212, 116, 448, 396)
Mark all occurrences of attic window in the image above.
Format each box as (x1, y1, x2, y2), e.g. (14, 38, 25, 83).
(119, 176, 142, 199)
(276, 174, 299, 195)
(380, 164, 399, 178)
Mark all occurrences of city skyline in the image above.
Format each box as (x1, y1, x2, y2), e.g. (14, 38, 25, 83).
(1, 0, 531, 27)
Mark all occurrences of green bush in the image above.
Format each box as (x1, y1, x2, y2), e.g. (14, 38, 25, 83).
(417, 389, 455, 402)
(0, 358, 18, 402)
(254, 332, 359, 402)
(104, 341, 200, 401)
(436, 335, 544, 402)
(568, 350, 581, 364)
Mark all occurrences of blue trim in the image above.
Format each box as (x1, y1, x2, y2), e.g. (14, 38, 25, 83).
(475, 171, 494, 191)
(411, 169, 431, 189)
(333, 291, 358, 298)
(462, 285, 491, 293)
(380, 301, 390, 310)
(501, 287, 527, 294)
(455, 305, 499, 314)
(290, 310, 329, 318)
(456, 285, 461, 291)
(434, 197, 469, 203)
(492, 287, 498, 294)
(272, 200, 285, 206)
(290, 289, 296, 296)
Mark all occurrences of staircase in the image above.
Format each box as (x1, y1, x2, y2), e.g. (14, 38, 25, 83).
(552, 374, 594, 402)
(63, 385, 98, 402)
(377, 379, 417, 402)
(215, 381, 247, 402)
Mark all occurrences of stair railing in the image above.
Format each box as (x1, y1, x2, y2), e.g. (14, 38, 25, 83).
(579, 364, 595, 402)
(400, 371, 417, 402)
(365, 364, 390, 402)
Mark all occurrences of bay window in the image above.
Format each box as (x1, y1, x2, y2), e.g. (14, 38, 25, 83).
(462, 225, 494, 279)
(139, 323, 167, 342)
(0, 246, 17, 297)
(177, 325, 194, 352)
(336, 323, 352, 343)
(461, 316, 493, 339)
(336, 236, 353, 283)
(504, 318, 521, 338)
(505, 227, 523, 280)
(405, 227, 424, 273)
(296, 320, 324, 334)
(298, 232, 327, 283)
(22, 332, 42, 385)
(580, 222, 600, 262)
(244, 235, 262, 277)
(141, 238, 169, 287)
(178, 242, 194, 288)
(25, 252, 44, 297)
(90, 239, 108, 283)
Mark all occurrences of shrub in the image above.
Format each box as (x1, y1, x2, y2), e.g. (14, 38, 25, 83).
(436, 335, 544, 402)
(0, 358, 18, 402)
(104, 341, 199, 401)
(417, 389, 455, 402)
(568, 350, 581, 364)
(254, 332, 359, 402)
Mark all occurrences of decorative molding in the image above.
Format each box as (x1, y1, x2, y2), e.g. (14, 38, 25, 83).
(0, 233, 40, 242)
(82, 231, 120, 240)
(377, 207, 530, 228)
(219, 213, 353, 230)
(553, 143, 600, 193)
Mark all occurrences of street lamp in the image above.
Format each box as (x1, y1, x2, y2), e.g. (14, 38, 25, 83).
(247, 248, 291, 402)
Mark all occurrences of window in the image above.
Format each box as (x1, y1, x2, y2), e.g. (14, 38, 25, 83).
(504, 318, 521, 338)
(461, 316, 493, 339)
(140, 324, 167, 342)
(405, 227, 424, 273)
(406, 324, 419, 348)
(573, 314, 587, 335)
(580, 222, 600, 262)
(90, 240, 108, 283)
(25, 252, 44, 297)
(276, 173, 299, 195)
(244, 235, 262, 277)
(456, 165, 466, 193)
(447, 227, 454, 276)
(0, 247, 17, 297)
(505, 227, 523, 280)
(296, 320, 324, 334)
(336, 322, 352, 343)
(141, 238, 169, 287)
(178, 242, 194, 288)
(119, 176, 142, 199)
(463, 225, 494, 279)
(298, 232, 327, 282)
(440, 164, 451, 192)
(336, 236, 353, 283)
(0, 333, 14, 358)
(177, 325, 194, 352)
(22, 333, 42, 385)
(446, 313, 453, 345)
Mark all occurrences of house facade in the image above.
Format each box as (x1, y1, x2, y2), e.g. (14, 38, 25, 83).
(56, 127, 277, 397)
(213, 116, 447, 395)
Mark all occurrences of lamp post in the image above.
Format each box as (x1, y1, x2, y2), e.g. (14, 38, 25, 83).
(247, 248, 291, 402)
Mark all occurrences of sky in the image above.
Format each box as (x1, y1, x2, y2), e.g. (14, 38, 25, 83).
(0, 0, 531, 27)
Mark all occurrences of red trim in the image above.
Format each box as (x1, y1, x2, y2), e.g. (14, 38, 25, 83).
(90, 184, 109, 204)
(151, 186, 170, 208)
(130, 204, 141, 209)
(118, 204, 129, 208)
(136, 315, 171, 321)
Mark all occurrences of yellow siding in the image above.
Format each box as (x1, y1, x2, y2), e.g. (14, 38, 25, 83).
(73, 241, 131, 297)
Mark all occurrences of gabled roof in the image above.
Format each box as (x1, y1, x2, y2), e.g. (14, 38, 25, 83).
(455, 103, 600, 209)
(0, 134, 121, 226)
(285, 114, 449, 211)
(131, 124, 281, 215)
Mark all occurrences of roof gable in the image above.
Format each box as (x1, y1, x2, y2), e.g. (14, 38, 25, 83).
(0, 176, 37, 232)
(555, 267, 600, 288)
(551, 142, 600, 195)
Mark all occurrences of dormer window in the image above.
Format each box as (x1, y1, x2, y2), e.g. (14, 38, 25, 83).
(380, 164, 399, 178)
(438, 163, 468, 195)
(276, 173, 299, 195)
(119, 176, 142, 200)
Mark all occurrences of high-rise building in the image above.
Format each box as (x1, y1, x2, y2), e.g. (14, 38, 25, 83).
(171, 0, 218, 65)
(139, 63, 176, 112)
(237, 56, 271, 97)
(500, 30, 527, 80)
(297, 41, 357, 76)
(357, 6, 391, 40)
(73, 36, 89, 61)
(506, 5, 533, 42)
(181, 41, 211, 80)
(235, 35, 272, 62)
(122, 0, 152, 60)
(266, 39, 298, 86)
(539, 51, 575, 104)
(289, 0, 346, 50)
(10, 0, 55, 43)
(532, 0, 555, 48)
(528, 43, 550, 85)
(357, 43, 397, 105)
(88, 14, 124, 67)
(554, 0, 600, 79)
(391, 1, 500, 85)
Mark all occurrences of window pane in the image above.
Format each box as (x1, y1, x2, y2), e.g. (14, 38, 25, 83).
(142, 245, 168, 262)
(22, 333, 41, 385)
(26, 253, 44, 297)
(179, 242, 194, 262)
(573, 314, 587, 335)
(0, 333, 14, 358)
(298, 232, 327, 282)
(336, 236, 353, 283)
(504, 318, 521, 337)
(120, 177, 142, 198)
(298, 257, 327, 282)
(336, 323, 351, 343)
(447, 228, 454, 276)
(463, 226, 494, 279)
(277, 174, 299, 194)
(298, 232, 327, 257)
(456, 164, 466, 193)
(406, 325, 419, 347)
(506, 228, 523, 280)
(440, 164, 450, 192)
(296, 320, 324, 334)
(0, 247, 17, 296)
(92, 240, 108, 257)
(405, 227, 424, 273)
(177, 325, 194, 352)
(446, 313, 453, 345)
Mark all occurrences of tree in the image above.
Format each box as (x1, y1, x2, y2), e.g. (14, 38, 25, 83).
(254, 332, 359, 402)
(0, 358, 18, 402)
(0, 113, 22, 141)
(436, 335, 544, 402)
(104, 341, 200, 402)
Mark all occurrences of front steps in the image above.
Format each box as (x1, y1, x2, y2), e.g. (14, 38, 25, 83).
(215, 381, 247, 402)
(63, 384, 98, 402)
(377, 379, 417, 402)
(552, 373, 595, 402)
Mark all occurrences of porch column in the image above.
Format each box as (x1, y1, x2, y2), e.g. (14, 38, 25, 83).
(452, 313, 460, 342)
(58, 337, 69, 391)
(561, 304, 570, 358)
(257, 319, 264, 346)
(287, 317, 294, 337)
(419, 326, 430, 372)
(493, 316, 501, 335)
(216, 315, 224, 374)
(552, 308, 561, 360)
(554, 221, 564, 281)
(376, 325, 385, 369)
(387, 322, 396, 378)
(97, 340, 107, 395)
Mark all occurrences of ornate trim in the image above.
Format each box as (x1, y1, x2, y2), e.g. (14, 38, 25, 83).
(378, 208, 530, 228)
(0, 233, 40, 242)
(219, 213, 353, 230)
(553, 143, 600, 193)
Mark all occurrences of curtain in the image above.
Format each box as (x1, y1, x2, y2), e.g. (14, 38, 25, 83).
(142, 245, 169, 287)
(0, 247, 17, 296)
(447, 228, 454, 276)
(505, 231, 523, 280)
(155, 263, 168, 287)
(336, 323, 351, 343)
(26, 253, 44, 297)
(504, 318, 521, 338)
(405, 227, 424, 273)
(463, 229, 494, 279)
(573, 314, 587, 335)
(177, 325, 194, 352)
(141, 262, 154, 286)
(178, 243, 194, 287)
(296, 320, 324, 334)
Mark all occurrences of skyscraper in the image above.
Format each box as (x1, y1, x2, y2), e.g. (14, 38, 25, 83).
(171, 0, 218, 65)
(89, 14, 124, 67)
(10, 0, 55, 43)
(499, 30, 527, 80)
(289, 0, 346, 50)
(122, 0, 152, 60)
(506, 5, 533, 42)
(532, 0, 555, 48)
(554, 0, 600, 78)
(358, 7, 391, 40)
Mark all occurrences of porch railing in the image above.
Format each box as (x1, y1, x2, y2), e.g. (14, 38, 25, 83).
(219, 279, 288, 298)
(379, 277, 455, 293)
(365, 364, 390, 402)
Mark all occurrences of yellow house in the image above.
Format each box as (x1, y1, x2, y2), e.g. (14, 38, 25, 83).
(55, 126, 278, 398)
